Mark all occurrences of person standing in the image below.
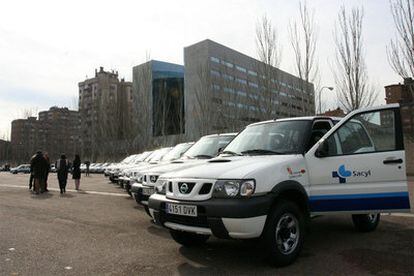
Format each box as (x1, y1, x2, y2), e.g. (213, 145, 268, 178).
(56, 154, 69, 194)
(29, 153, 36, 190)
(43, 152, 50, 192)
(31, 151, 47, 194)
(85, 160, 90, 176)
(72, 154, 81, 190)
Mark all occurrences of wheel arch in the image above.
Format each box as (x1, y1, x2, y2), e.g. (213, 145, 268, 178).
(270, 180, 310, 217)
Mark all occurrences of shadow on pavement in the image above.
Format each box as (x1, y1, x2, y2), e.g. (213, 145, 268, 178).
(59, 193, 75, 198)
(146, 224, 171, 239)
(31, 192, 54, 200)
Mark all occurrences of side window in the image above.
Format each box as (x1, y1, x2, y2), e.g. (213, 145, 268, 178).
(306, 121, 332, 152)
(326, 109, 398, 156)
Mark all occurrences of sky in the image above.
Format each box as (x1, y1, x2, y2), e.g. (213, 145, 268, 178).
(0, 0, 400, 138)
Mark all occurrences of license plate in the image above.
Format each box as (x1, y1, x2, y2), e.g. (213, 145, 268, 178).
(142, 187, 155, 196)
(166, 203, 197, 217)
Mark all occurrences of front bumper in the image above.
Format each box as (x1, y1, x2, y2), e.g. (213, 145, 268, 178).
(148, 193, 273, 239)
(132, 183, 154, 206)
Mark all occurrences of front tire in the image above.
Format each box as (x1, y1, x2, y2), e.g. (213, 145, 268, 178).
(170, 230, 209, 247)
(262, 200, 305, 267)
(352, 214, 380, 232)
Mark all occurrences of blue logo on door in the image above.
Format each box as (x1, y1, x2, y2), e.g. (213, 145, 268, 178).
(332, 165, 352, 183)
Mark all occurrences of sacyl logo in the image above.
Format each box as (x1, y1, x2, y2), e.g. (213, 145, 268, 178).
(332, 164, 371, 183)
(332, 165, 352, 183)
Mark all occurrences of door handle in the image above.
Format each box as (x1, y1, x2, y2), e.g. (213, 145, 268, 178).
(383, 158, 403, 164)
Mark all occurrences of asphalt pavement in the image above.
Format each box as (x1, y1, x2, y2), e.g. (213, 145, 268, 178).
(0, 172, 413, 275)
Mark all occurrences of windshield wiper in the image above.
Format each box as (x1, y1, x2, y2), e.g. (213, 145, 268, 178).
(241, 149, 284, 155)
(193, 154, 214, 159)
(221, 150, 243, 156)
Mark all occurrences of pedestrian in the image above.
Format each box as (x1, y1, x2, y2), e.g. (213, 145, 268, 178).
(43, 152, 50, 192)
(31, 151, 47, 194)
(85, 160, 90, 176)
(72, 154, 81, 190)
(29, 153, 36, 190)
(56, 154, 69, 194)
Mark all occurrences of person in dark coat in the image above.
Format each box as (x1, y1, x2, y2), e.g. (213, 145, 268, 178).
(56, 154, 69, 194)
(31, 151, 48, 194)
(43, 152, 50, 192)
(72, 154, 81, 190)
(85, 160, 90, 176)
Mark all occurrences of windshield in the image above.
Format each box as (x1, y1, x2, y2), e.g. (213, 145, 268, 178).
(224, 120, 311, 155)
(147, 148, 172, 162)
(135, 151, 152, 163)
(161, 143, 193, 161)
(121, 155, 136, 164)
(183, 135, 235, 159)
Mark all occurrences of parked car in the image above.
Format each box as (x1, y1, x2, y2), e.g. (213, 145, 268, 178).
(117, 147, 173, 189)
(109, 152, 152, 183)
(122, 142, 195, 195)
(148, 104, 411, 267)
(10, 164, 31, 174)
(132, 133, 236, 215)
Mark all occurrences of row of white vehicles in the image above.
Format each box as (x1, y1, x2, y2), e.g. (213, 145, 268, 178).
(104, 104, 411, 266)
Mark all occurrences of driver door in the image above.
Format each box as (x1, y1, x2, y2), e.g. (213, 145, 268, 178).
(305, 104, 410, 214)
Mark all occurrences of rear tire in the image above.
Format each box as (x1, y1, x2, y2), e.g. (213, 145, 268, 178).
(170, 230, 209, 247)
(352, 214, 380, 232)
(262, 200, 305, 267)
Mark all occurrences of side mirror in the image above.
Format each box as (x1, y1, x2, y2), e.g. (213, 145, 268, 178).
(315, 140, 329, 158)
(217, 147, 224, 154)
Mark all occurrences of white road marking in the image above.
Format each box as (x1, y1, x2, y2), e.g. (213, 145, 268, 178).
(8, 248, 15, 251)
(64, 266, 73, 270)
(0, 184, 127, 197)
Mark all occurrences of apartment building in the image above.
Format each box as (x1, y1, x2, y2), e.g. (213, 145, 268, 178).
(10, 107, 80, 163)
(78, 67, 134, 161)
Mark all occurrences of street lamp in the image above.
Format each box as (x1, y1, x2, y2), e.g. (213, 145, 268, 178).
(317, 86, 334, 115)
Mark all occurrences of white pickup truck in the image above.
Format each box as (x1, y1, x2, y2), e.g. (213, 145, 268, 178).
(148, 104, 411, 266)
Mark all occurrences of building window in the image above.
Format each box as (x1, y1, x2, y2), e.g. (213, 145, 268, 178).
(222, 74, 234, 81)
(211, 70, 220, 77)
(248, 70, 257, 77)
(210, 57, 220, 63)
(248, 81, 258, 88)
(236, 65, 247, 73)
(221, 60, 234, 68)
(223, 87, 235, 94)
(236, 78, 247, 85)
(237, 90, 247, 97)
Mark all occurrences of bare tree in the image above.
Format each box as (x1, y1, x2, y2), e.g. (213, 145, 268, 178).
(333, 6, 377, 112)
(387, 0, 414, 79)
(20, 107, 38, 119)
(289, 0, 319, 115)
(133, 58, 154, 152)
(255, 15, 283, 120)
(191, 62, 220, 136)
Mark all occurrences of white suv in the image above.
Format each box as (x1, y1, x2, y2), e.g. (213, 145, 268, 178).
(132, 133, 237, 215)
(149, 104, 411, 266)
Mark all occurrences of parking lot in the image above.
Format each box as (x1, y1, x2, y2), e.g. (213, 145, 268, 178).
(0, 172, 413, 275)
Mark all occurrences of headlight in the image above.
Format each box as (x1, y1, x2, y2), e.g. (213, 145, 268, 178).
(136, 174, 143, 183)
(155, 179, 168, 195)
(213, 179, 255, 198)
